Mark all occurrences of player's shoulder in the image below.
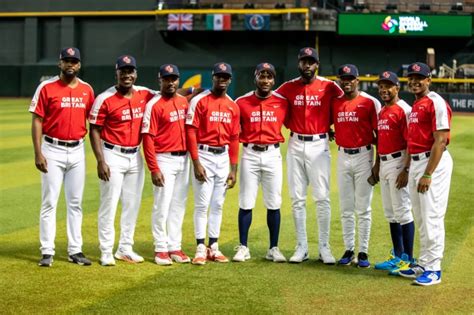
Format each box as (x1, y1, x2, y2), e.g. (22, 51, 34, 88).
(277, 77, 300, 88)
(35, 76, 61, 91)
(395, 99, 412, 114)
(133, 85, 156, 94)
(360, 91, 381, 104)
(235, 90, 254, 104)
(271, 91, 287, 100)
(77, 78, 94, 91)
(94, 86, 117, 104)
(426, 91, 447, 105)
(315, 75, 335, 83)
(189, 89, 211, 108)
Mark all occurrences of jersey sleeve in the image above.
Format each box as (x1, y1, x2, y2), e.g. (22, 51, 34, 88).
(275, 81, 291, 99)
(186, 97, 202, 128)
(430, 94, 451, 131)
(86, 86, 95, 116)
(331, 80, 344, 98)
(29, 83, 48, 117)
(89, 95, 108, 126)
(231, 103, 241, 138)
(142, 96, 160, 136)
(370, 98, 382, 130)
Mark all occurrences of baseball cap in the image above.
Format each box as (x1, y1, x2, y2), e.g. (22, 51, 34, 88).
(377, 71, 399, 85)
(337, 64, 359, 78)
(212, 62, 232, 77)
(59, 47, 81, 61)
(407, 62, 431, 77)
(159, 64, 180, 78)
(255, 62, 276, 77)
(298, 47, 319, 62)
(116, 55, 137, 70)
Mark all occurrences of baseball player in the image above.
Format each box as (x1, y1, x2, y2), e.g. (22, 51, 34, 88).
(332, 64, 381, 268)
(233, 63, 288, 263)
(185, 62, 240, 265)
(30, 47, 94, 267)
(275, 47, 343, 264)
(398, 62, 453, 286)
(89, 55, 155, 266)
(142, 64, 191, 265)
(371, 71, 415, 272)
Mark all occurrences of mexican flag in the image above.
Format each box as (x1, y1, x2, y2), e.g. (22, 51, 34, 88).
(206, 14, 231, 31)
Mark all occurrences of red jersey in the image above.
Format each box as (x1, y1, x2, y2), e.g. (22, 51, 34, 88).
(236, 91, 288, 144)
(332, 91, 381, 148)
(275, 76, 343, 134)
(377, 99, 411, 155)
(29, 76, 95, 140)
(89, 85, 155, 147)
(185, 90, 240, 146)
(141, 93, 188, 152)
(408, 91, 451, 154)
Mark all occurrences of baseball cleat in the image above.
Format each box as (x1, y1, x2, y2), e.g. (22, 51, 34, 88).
(68, 252, 92, 266)
(375, 251, 401, 270)
(357, 252, 371, 268)
(266, 247, 287, 263)
(318, 245, 336, 265)
(100, 253, 116, 266)
(155, 252, 173, 266)
(233, 245, 251, 262)
(289, 245, 309, 263)
(114, 248, 144, 263)
(388, 254, 413, 275)
(413, 271, 441, 286)
(169, 250, 191, 263)
(192, 244, 207, 265)
(207, 243, 229, 263)
(38, 254, 53, 267)
(399, 264, 425, 279)
(338, 250, 355, 265)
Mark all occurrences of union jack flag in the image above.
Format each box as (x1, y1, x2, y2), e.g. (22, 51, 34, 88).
(167, 14, 193, 31)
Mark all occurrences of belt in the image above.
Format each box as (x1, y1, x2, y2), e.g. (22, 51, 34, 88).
(198, 144, 226, 154)
(340, 145, 372, 155)
(411, 151, 431, 161)
(104, 142, 139, 154)
(290, 132, 327, 141)
(380, 151, 402, 161)
(243, 143, 280, 152)
(170, 151, 187, 156)
(44, 136, 81, 147)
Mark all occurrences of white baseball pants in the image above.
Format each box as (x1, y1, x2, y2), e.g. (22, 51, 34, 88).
(379, 151, 413, 225)
(192, 148, 229, 240)
(337, 147, 373, 253)
(98, 145, 145, 254)
(239, 144, 282, 210)
(409, 150, 453, 271)
(39, 141, 85, 256)
(152, 153, 190, 252)
(287, 135, 332, 249)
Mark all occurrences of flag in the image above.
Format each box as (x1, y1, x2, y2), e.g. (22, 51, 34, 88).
(206, 14, 231, 31)
(167, 14, 193, 31)
(244, 14, 270, 31)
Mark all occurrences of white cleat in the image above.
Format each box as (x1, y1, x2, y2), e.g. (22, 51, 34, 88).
(233, 245, 251, 262)
(289, 245, 309, 263)
(319, 245, 336, 265)
(266, 247, 287, 263)
(114, 248, 145, 263)
(100, 253, 116, 266)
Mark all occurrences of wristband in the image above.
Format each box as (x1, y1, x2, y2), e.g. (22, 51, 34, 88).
(422, 174, 431, 179)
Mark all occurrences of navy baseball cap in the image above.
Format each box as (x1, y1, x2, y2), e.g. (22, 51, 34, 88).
(407, 62, 431, 77)
(116, 55, 137, 70)
(255, 62, 276, 77)
(377, 71, 399, 85)
(159, 64, 180, 78)
(59, 47, 81, 61)
(212, 62, 232, 77)
(338, 64, 359, 78)
(298, 47, 319, 62)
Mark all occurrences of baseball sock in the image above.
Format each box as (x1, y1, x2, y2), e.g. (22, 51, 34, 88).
(401, 221, 415, 261)
(196, 238, 205, 246)
(238, 208, 252, 246)
(208, 238, 218, 246)
(389, 222, 404, 258)
(267, 209, 281, 248)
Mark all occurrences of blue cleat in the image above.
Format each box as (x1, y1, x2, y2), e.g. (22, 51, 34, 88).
(374, 250, 401, 270)
(338, 250, 355, 265)
(399, 264, 424, 279)
(414, 270, 442, 286)
(389, 254, 416, 276)
(357, 252, 370, 268)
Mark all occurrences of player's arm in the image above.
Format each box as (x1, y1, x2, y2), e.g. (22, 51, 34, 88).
(143, 134, 164, 187)
(417, 129, 449, 193)
(186, 125, 207, 182)
(89, 124, 110, 181)
(396, 154, 410, 189)
(31, 113, 47, 173)
(226, 135, 239, 189)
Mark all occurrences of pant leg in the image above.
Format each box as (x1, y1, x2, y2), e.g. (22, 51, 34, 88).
(380, 161, 396, 223)
(261, 147, 283, 210)
(239, 147, 261, 210)
(192, 151, 215, 240)
(337, 151, 356, 251)
(208, 153, 229, 239)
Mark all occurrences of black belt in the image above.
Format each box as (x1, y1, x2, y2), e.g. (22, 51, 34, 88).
(380, 151, 402, 161)
(340, 145, 372, 155)
(104, 142, 138, 154)
(44, 136, 80, 147)
(170, 151, 187, 156)
(243, 143, 280, 152)
(411, 152, 431, 161)
(290, 132, 327, 141)
(199, 144, 226, 154)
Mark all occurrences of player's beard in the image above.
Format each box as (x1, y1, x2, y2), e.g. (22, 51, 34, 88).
(299, 68, 315, 81)
(61, 68, 78, 79)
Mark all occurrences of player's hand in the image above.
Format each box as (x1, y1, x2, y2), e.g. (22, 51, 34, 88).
(35, 153, 48, 173)
(371, 164, 380, 183)
(193, 161, 208, 183)
(396, 170, 408, 189)
(97, 161, 111, 181)
(226, 170, 237, 189)
(417, 176, 431, 193)
(152, 171, 165, 187)
(329, 129, 335, 142)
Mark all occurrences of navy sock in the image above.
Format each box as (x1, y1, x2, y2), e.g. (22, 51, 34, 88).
(196, 238, 205, 246)
(389, 222, 404, 257)
(401, 221, 415, 261)
(267, 209, 281, 249)
(208, 237, 218, 246)
(238, 208, 252, 246)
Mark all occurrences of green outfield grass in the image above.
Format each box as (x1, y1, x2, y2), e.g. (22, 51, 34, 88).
(0, 98, 473, 314)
